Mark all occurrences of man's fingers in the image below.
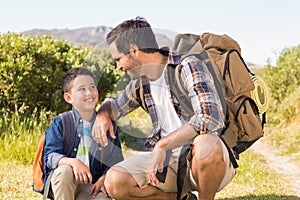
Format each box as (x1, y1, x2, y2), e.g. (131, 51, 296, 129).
(157, 164, 164, 173)
(109, 126, 116, 140)
(148, 172, 159, 186)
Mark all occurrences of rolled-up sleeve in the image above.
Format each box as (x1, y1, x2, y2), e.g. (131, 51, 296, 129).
(104, 80, 141, 120)
(180, 56, 225, 134)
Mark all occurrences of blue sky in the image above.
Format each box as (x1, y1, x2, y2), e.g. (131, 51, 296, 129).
(1, 0, 299, 66)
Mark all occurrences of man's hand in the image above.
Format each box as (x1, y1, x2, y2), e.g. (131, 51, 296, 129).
(92, 111, 115, 146)
(148, 146, 166, 186)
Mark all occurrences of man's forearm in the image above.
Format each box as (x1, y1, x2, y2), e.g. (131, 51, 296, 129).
(98, 100, 118, 120)
(155, 123, 197, 151)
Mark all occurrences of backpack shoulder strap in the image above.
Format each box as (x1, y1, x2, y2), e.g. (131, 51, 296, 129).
(167, 64, 194, 117)
(132, 79, 148, 112)
(59, 110, 76, 156)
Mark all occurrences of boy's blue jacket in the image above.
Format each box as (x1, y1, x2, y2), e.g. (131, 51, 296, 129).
(44, 108, 124, 184)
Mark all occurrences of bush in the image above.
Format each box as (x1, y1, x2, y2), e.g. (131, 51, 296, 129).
(262, 45, 300, 123)
(0, 33, 122, 117)
(263, 45, 300, 106)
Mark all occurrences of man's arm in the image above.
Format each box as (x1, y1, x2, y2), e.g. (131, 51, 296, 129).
(93, 81, 141, 146)
(148, 123, 197, 185)
(93, 101, 116, 146)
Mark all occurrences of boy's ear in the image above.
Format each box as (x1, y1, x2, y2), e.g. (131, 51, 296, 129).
(63, 92, 72, 104)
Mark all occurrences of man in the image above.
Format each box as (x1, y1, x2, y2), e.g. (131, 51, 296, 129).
(92, 17, 236, 200)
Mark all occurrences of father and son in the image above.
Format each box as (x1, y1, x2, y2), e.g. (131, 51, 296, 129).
(44, 17, 236, 200)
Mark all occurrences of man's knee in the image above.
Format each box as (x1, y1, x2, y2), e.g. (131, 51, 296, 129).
(104, 166, 131, 198)
(192, 134, 223, 166)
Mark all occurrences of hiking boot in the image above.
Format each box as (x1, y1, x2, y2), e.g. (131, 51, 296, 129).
(181, 192, 197, 200)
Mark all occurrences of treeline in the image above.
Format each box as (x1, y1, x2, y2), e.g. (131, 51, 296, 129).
(0, 33, 125, 118)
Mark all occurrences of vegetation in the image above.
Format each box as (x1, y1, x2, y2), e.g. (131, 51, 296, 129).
(0, 33, 123, 118)
(262, 45, 300, 124)
(0, 33, 300, 199)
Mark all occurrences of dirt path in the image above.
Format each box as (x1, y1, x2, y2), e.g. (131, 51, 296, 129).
(250, 140, 300, 197)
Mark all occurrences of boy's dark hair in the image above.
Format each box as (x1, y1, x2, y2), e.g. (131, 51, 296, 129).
(63, 68, 95, 93)
(106, 17, 159, 54)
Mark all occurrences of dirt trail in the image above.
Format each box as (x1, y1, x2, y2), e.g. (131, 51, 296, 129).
(250, 140, 300, 197)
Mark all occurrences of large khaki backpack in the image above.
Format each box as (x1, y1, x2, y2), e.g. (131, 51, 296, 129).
(171, 32, 268, 156)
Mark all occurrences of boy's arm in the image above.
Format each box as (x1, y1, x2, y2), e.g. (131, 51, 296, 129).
(44, 116, 66, 170)
(58, 157, 93, 184)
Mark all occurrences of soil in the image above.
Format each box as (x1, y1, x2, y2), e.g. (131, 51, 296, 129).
(250, 140, 300, 197)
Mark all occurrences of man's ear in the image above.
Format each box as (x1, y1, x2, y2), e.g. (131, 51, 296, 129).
(63, 92, 72, 104)
(129, 44, 139, 57)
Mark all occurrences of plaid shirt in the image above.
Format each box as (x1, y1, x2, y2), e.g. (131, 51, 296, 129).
(106, 51, 224, 148)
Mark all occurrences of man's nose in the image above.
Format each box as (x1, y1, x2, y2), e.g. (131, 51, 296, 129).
(116, 62, 123, 70)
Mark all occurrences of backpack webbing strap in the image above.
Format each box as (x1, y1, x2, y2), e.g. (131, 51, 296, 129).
(176, 144, 191, 200)
(43, 110, 76, 200)
(220, 137, 238, 169)
(60, 110, 76, 155)
(42, 171, 53, 200)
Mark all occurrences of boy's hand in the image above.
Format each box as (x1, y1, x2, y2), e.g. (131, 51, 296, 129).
(92, 112, 115, 146)
(72, 159, 93, 184)
(89, 175, 109, 198)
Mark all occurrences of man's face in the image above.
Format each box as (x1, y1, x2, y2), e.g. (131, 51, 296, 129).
(110, 42, 142, 80)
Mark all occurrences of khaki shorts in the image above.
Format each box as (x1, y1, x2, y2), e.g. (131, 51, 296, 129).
(114, 136, 236, 193)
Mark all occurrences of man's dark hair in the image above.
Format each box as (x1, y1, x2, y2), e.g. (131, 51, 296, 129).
(63, 68, 95, 93)
(106, 17, 159, 54)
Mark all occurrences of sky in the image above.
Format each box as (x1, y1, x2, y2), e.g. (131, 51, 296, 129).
(1, 0, 299, 66)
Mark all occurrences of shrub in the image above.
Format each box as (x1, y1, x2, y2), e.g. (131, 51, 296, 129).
(0, 33, 122, 117)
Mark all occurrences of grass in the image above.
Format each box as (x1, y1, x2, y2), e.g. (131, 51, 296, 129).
(0, 108, 300, 199)
(0, 145, 298, 200)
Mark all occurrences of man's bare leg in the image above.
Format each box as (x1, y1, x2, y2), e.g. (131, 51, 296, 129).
(191, 134, 226, 200)
(104, 166, 177, 200)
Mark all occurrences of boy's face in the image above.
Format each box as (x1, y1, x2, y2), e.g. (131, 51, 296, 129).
(64, 75, 98, 113)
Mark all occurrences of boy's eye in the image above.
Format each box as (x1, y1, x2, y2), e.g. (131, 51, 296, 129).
(79, 88, 85, 91)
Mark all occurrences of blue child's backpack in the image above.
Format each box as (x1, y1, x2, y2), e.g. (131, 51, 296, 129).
(32, 111, 76, 200)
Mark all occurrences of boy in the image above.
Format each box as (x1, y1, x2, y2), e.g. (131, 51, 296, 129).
(44, 68, 123, 200)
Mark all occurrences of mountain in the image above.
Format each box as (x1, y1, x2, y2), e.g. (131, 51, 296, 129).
(22, 26, 173, 49)
(22, 26, 261, 68)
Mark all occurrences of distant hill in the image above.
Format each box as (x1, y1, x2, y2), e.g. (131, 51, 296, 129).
(22, 26, 173, 49)
(22, 26, 261, 68)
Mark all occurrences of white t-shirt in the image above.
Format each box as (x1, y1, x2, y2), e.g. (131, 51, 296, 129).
(149, 67, 182, 138)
